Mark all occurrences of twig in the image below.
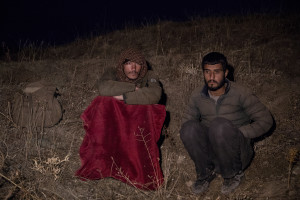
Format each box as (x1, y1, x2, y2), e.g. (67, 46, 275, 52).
(0, 110, 18, 129)
(4, 186, 15, 200)
(135, 127, 162, 189)
(40, 187, 66, 199)
(287, 147, 298, 189)
(0, 172, 41, 200)
(110, 157, 151, 198)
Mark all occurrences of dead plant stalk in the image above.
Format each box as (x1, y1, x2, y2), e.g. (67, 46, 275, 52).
(0, 172, 41, 200)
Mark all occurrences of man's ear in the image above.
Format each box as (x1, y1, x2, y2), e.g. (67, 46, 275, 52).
(225, 69, 229, 77)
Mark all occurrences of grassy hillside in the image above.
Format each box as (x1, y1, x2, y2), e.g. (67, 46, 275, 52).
(0, 13, 299, 199)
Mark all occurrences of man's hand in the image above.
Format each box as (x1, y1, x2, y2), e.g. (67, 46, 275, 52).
(113, 95, 124, 101)
(135, 86, 139, 91)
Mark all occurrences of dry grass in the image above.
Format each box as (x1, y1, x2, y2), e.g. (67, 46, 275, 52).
(0, 13, 300, 199)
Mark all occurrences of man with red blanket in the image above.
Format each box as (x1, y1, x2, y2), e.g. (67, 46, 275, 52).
(75, 48, 166, 190)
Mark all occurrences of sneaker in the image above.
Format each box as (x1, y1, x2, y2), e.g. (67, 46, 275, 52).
(221, 171, 244, 194)
(192, 172, 216, 194)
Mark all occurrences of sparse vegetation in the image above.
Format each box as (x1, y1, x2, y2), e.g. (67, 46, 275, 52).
(0, 13, 299, 199)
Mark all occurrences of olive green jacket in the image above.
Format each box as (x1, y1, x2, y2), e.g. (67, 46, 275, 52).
(96, 68, 162, 105)
(182, 80, 273, 139)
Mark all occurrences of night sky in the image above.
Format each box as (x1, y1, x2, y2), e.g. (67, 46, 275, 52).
(0, 0, 298, 50)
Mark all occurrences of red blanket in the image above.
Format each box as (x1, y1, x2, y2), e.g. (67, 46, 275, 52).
(75, 96, 166, 190)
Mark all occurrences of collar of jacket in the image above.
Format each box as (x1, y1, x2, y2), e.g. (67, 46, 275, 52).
(201, 78, 231, 97)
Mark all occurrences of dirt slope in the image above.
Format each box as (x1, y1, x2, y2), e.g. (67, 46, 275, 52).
(0, 14, 299, 199)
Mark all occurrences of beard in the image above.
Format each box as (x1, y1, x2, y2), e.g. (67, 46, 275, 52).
(205, 76, 226, 91)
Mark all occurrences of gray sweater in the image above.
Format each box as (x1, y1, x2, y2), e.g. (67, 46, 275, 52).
(182, 80, 273, 138)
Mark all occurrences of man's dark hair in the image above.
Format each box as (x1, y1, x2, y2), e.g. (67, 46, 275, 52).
(201, 52, 228, 71)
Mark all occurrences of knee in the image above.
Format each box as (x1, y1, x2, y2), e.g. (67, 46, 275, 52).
(209, 117, 234, 138)
(180, 120, 201, 142)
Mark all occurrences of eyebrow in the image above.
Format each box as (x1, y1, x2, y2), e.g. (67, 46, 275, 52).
(123, 59, 131, 64)
(203, 69, 223, 71)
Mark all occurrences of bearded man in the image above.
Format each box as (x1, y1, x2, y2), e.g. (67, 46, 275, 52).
(180, 52, 273, 194)
(96, 48, 162, 104)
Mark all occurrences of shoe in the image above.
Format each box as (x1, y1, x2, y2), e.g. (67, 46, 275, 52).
(221, 171, 244, 194)
(192, 172, 216, 194)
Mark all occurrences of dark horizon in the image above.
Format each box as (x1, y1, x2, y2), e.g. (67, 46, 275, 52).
(0, 0, 298, 54)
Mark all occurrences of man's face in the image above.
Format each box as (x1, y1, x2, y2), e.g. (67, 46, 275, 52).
(203, 63, 228, 91)
(123, 61, 142, 80)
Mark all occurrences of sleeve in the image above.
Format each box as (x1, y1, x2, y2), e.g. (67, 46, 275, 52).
(123, 72, 162, 105)
(181, 91, 201, 125)
(238, 89, 274, 138)
(96, 69, 136, 96)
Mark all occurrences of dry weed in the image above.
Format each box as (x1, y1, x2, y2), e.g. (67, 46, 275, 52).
(31, 153, 70, 180)
(286, 147, 299, 189)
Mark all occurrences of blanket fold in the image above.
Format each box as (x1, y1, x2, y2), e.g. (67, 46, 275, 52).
(75, 96, 166, 190)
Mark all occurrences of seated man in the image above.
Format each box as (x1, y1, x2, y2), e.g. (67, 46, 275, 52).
(75, 48, 166, 190)
(180, 52, 273, 194)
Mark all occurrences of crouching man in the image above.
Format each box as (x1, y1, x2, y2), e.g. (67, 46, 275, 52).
(180, 52, 273, 194)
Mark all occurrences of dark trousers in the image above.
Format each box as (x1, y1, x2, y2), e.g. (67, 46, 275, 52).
(180, 118, 253, 179)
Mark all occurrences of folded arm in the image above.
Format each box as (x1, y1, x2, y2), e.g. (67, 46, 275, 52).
(96, 69, 162, 104)
(124, 74, 162, 105)
(97, 69, 136, 96)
